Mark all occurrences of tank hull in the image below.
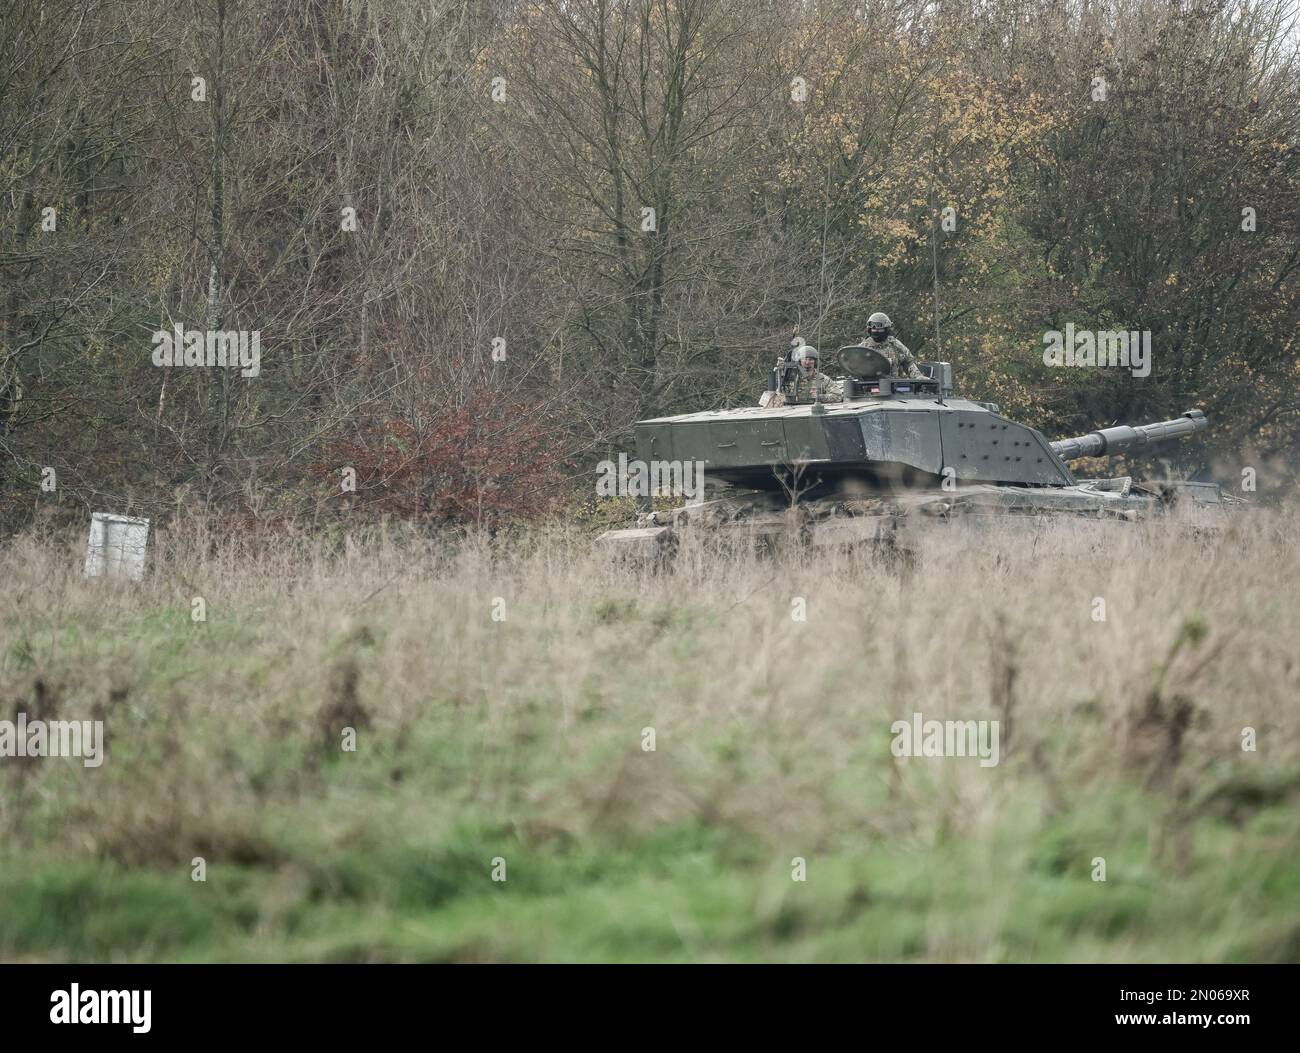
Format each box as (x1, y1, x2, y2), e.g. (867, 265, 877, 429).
(594, 477, 1230, 562)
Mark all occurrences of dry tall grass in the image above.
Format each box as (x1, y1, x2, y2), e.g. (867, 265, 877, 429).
(1, 508, 1297, 961)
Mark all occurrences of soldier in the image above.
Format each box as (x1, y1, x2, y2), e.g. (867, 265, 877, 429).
(777, 344, 841, 405)
(866, 312, 924, 379)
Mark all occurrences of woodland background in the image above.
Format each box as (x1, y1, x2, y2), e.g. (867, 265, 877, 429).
(3, 0, 1299, 528)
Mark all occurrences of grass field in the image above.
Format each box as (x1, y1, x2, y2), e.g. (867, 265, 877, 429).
(1, 509, 1298, 962)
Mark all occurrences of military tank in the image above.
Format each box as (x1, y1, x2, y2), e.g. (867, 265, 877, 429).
(595, 342, 1230, 560)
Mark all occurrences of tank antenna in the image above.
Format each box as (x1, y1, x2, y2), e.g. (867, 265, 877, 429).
(817, 164, 831, 353)
(929, 129, 942, 361)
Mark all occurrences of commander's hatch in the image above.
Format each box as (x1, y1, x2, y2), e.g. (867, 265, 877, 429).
(837, 343, 891, 380)
(834, 344, 949, 398)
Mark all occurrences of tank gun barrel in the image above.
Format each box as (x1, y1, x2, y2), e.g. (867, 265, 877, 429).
(1049, 409, 1207, 461)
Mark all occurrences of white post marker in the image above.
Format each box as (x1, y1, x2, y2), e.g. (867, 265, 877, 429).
(84, 512, 150, 581)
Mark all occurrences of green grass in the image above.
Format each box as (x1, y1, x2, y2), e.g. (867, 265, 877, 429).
(3, 801, 1295, 962)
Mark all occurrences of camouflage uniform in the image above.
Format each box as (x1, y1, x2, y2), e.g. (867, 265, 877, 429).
(872, 335, 925, 380)
(783, 370, 843, 405)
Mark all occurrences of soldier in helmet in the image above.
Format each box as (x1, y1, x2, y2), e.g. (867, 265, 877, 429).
(769, 343, 841, 405)
(865, 312, 924, 379)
